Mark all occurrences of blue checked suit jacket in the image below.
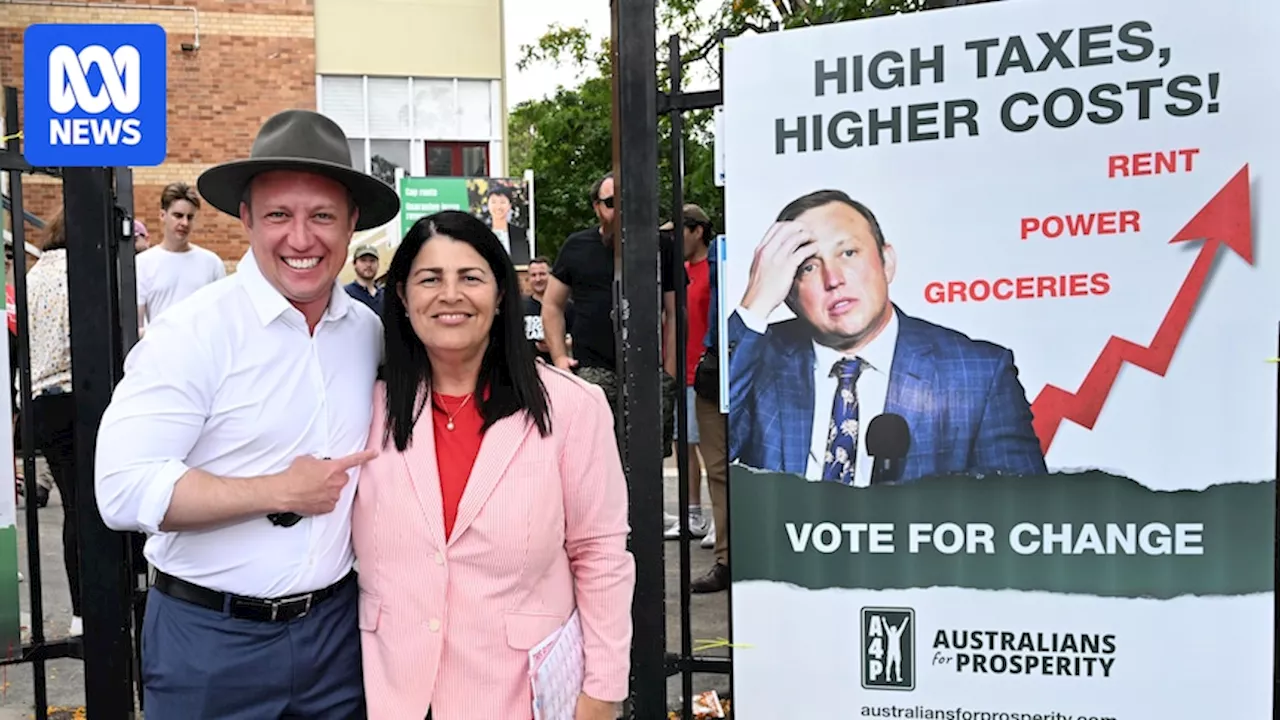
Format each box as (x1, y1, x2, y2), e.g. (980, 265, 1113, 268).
(727, 306, 1046, 482)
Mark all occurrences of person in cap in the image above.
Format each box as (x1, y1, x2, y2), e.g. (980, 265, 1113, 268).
(132, 219, 151, 253)
(94, 108, 400, 719)
(344, 243, 384, 316)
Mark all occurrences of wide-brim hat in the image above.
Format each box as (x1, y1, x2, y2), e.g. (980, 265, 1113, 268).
(197, 109, 400, 231)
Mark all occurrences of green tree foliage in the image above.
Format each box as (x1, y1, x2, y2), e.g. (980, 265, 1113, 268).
(510, 0, 967, 260)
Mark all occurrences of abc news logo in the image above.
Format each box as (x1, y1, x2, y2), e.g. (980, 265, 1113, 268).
(48, 44, 143, 147)
(862, 607, 915, 691)
(23, 24, 166, 167)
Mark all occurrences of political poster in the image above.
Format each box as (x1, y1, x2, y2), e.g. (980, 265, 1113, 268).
(722, 0, 1278, 717)
(399, 176, 535, 265)
(0, 258, 19, 658)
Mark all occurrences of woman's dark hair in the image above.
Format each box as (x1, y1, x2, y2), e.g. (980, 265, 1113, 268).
(381, 210, 551, 451)
(487, 185, 515, 202)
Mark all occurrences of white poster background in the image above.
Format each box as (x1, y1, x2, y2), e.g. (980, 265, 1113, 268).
(723, 0, 1278, 716)
(724, 0, 1279, 492)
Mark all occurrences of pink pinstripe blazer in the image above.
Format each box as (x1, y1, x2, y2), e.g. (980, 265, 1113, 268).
(351, 364, 636, 720)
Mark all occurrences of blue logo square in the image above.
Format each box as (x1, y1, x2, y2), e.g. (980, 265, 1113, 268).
(23, 23, 167, 167)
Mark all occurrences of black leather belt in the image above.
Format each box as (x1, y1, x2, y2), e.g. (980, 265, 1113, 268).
(154, 570, 355, 623)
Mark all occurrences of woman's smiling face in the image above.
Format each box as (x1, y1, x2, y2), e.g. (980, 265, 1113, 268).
(400, 233, 500, 356)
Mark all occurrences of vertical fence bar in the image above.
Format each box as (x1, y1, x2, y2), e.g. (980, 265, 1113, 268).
(666, 32, 696, 720)
(62, 167, 136, 718)
(711, 33, 740, 710)
(612, 0, 666, 716)
(4, 84, 50, 720)
(110, 167, 149, 712)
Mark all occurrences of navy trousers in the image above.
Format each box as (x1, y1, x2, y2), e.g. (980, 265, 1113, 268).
(141, 578, 365, 719)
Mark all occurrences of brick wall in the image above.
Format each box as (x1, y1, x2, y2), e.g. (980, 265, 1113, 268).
(1, 0, 317, 263)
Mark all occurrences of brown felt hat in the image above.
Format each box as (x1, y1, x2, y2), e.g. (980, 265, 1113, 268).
(197, 109, 400, 231)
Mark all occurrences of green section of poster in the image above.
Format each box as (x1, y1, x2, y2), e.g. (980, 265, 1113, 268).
(399, 176, 534, 264)
(399, 177, 471, 236)
(0, 526, 17, 657)
(0, 252, 17, 657)
(731, 467, 1275, 598)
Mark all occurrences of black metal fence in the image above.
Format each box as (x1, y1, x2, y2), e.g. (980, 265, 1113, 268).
(1, 83, 145, 719)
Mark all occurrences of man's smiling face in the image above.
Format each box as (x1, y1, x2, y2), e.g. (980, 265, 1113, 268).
(241, 170, 358, 319)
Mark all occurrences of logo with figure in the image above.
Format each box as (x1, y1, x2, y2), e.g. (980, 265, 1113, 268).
(862, 607, 915, 691)
(22, 23, 168, 167)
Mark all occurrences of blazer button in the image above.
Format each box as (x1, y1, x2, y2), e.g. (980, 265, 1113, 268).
(434, 551, 444, 565)
(428, 618, 440, 632)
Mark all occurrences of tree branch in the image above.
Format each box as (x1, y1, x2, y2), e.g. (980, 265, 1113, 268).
(679, 20, 772, 70)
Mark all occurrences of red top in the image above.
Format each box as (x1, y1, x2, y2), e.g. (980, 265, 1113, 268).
(684, 257, 711, 386)
(6, 284, 15, 336)
(432, 392, 485, 540)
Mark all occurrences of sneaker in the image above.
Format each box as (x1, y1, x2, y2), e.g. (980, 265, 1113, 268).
(69, 615, 82, 636)
(700, 523, 716, 549)
(664, 512, 709, 540)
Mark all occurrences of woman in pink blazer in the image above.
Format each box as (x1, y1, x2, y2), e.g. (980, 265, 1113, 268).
(351, 210, 635, 720)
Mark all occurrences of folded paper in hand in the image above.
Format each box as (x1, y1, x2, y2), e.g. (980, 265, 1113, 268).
(529, 609, 584, 720)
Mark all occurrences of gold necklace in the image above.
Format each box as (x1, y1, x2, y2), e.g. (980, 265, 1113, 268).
(435, 392, 474, 431)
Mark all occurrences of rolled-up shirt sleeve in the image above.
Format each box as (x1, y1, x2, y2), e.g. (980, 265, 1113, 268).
(95, 319, 214, 534)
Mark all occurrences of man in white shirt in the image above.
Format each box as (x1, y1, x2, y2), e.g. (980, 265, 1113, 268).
(95, 109, 400, 719)
(136, 182, 227, 330)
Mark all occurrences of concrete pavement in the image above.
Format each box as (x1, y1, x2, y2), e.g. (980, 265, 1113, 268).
(1, 458, 87, 719)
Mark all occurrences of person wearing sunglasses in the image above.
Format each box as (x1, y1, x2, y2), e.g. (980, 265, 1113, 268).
(539, 172, 681, 456)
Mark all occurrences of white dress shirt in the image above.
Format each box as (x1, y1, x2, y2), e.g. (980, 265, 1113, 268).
(95, 250, 383, 598)
(735, 304, 899, 486)
(804, 310, 898, 485)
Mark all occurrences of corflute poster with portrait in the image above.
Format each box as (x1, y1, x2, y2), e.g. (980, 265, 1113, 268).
(0, 260, 18, 657)
(722, 0, 1278, 717)
(399, 176, 535, 265)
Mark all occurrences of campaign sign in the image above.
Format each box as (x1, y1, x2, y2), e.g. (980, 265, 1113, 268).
(23, 24, 167, 167)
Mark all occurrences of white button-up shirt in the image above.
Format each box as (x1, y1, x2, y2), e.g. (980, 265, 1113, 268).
(95, 250, 383, 598)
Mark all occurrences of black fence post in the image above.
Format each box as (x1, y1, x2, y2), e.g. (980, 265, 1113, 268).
(611, 0, 666, 716)
(4, 85, 52, 720)
(665, 33, 697, 720)
(62, 167, 137, 718)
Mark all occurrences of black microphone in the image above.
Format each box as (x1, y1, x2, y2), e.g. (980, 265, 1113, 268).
(866, 413, 911, 485)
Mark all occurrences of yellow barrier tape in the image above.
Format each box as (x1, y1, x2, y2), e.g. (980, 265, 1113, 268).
(0, 131, 22, 143)
(1267, 358, 1280, 363)
(692, 637, 753, 652)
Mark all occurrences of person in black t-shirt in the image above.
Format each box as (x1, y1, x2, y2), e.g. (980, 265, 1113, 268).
(522, 256, 573, 362)
(540, 172, 680, 454)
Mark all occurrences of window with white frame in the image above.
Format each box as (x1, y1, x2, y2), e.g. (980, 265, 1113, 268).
(318, 74, 503, 185)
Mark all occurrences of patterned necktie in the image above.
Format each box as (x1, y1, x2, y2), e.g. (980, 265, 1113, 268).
(822, 357, 865, 485)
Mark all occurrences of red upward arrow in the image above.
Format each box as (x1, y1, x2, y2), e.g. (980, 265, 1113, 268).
(1030, 164, 1254, 454)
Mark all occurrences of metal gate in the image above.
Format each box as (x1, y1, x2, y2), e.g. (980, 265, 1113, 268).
(1, 83, 147, 720)
(616, 4, 997, 718)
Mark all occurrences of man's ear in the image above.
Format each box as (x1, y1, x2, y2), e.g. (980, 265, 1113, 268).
(238, 202, 253, 231)
(882, 243, 897, 285)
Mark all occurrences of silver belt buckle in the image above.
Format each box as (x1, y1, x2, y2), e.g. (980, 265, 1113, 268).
(269, 592, 314, 621)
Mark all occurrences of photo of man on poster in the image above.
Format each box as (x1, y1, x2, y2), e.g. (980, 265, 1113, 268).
(727, 189, 1046, 484)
